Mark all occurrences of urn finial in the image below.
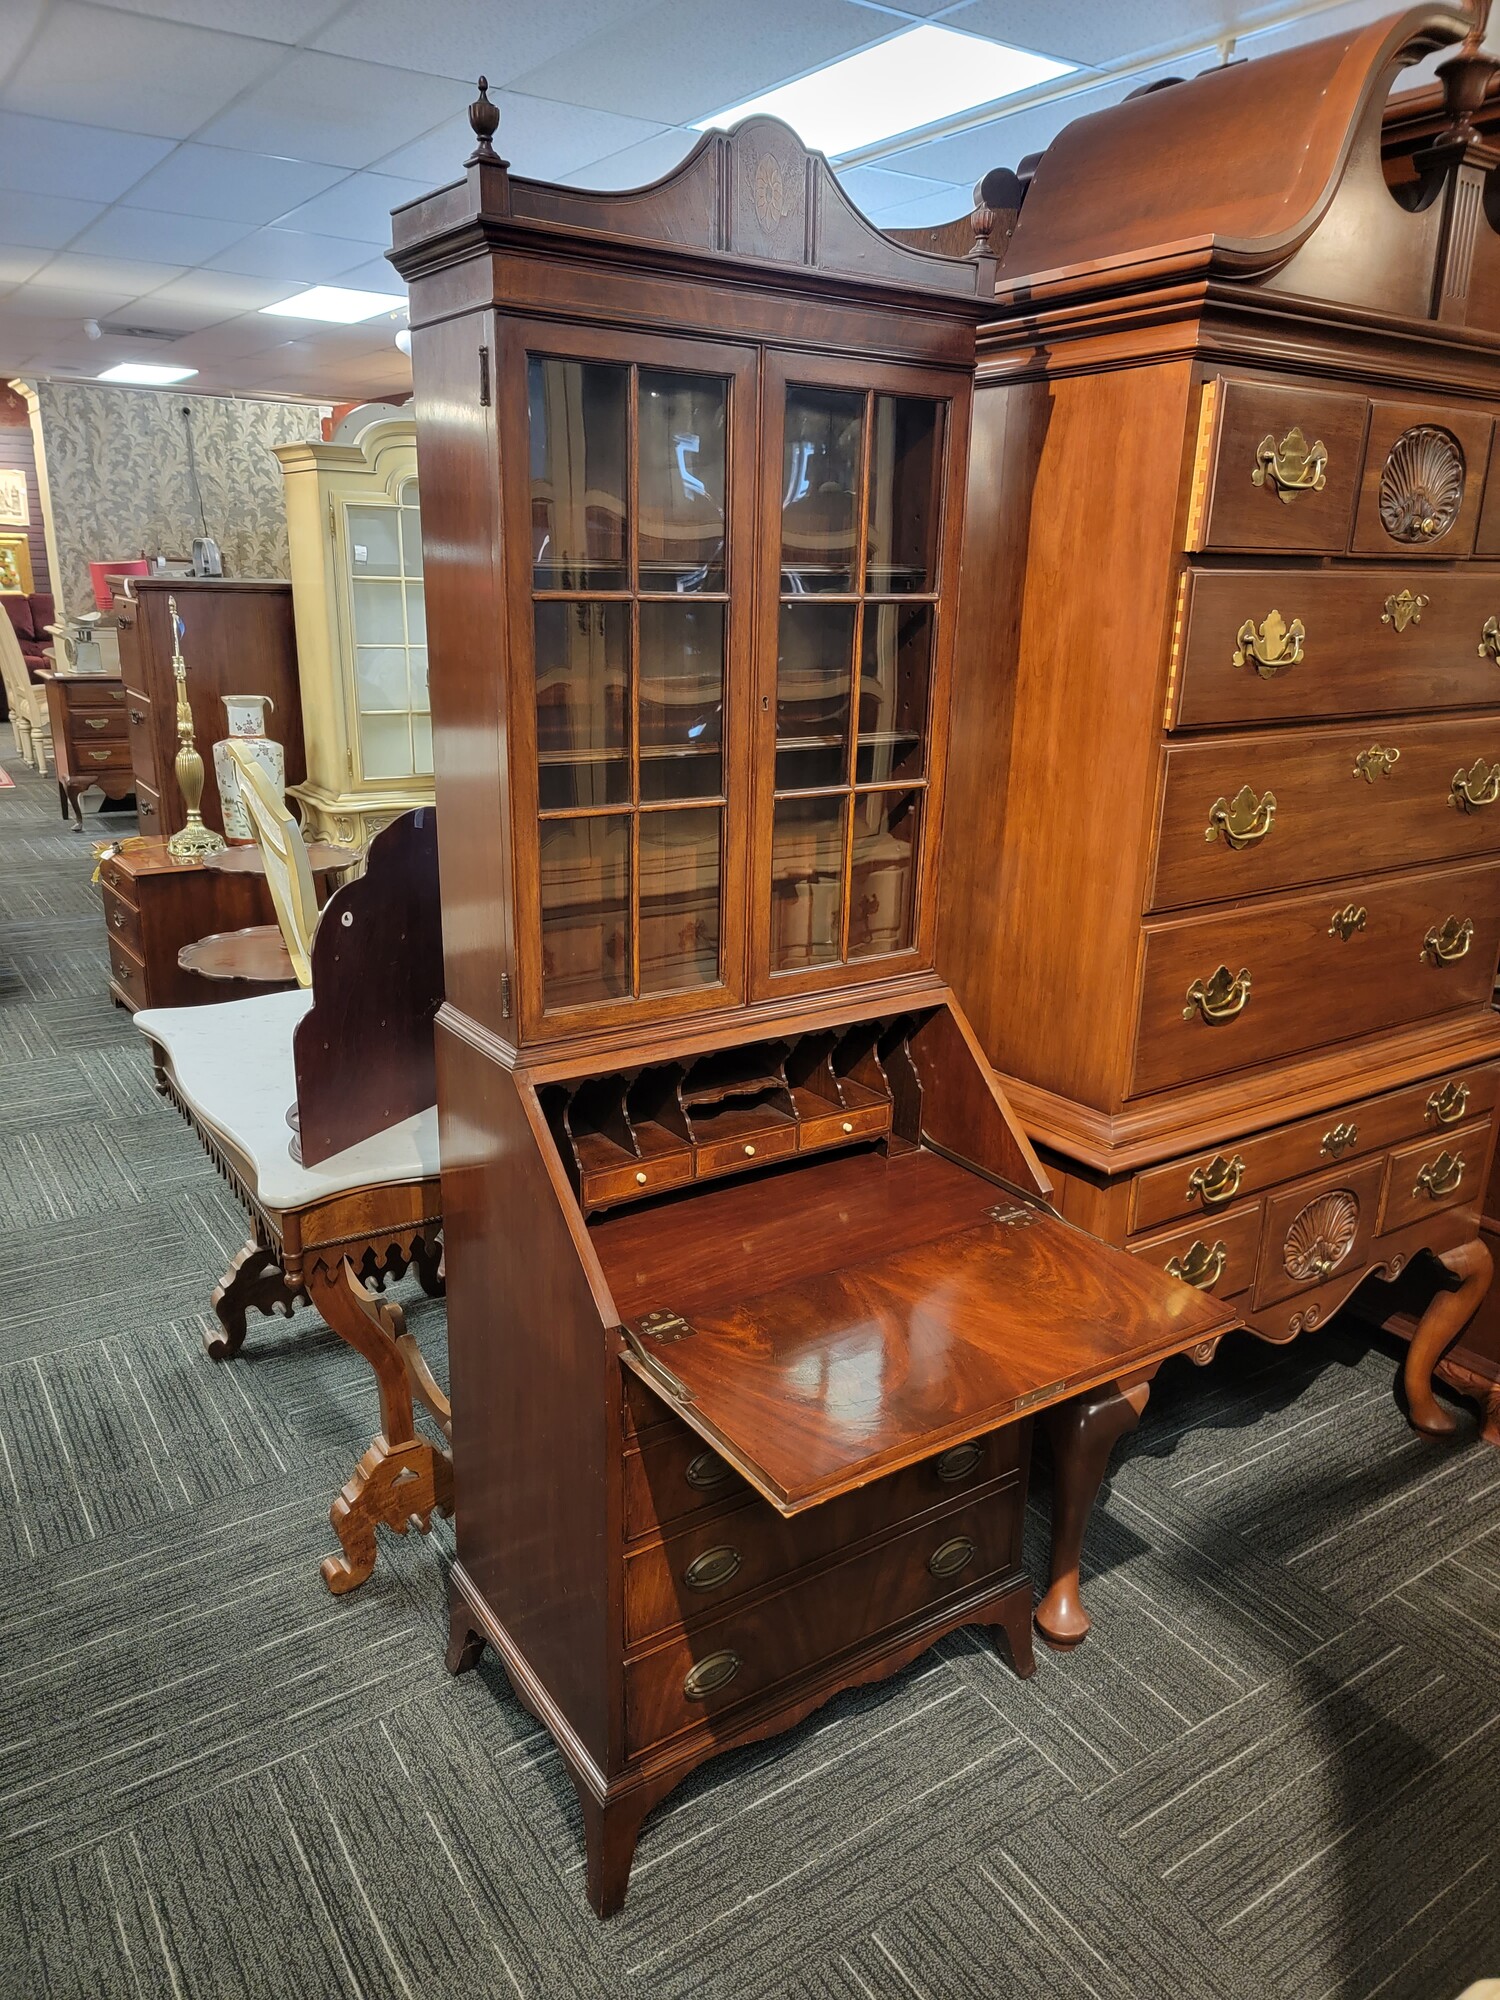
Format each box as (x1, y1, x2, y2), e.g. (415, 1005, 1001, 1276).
(467, 76, 503, 164)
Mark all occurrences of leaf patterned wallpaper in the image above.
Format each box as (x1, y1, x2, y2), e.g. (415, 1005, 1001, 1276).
(33, 381, 326, 618)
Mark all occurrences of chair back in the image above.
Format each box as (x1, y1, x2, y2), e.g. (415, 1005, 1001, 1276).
(223, 741, 319, 988)
(0, 608, 32, 708)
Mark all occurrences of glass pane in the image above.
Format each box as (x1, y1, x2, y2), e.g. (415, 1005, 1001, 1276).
(347, 504, 400, 576)
(638, 370, 727, 592)
(529, 355, 628, 589)
(776, 602, 853, 791)
(770, 794, 845, 971)
(639, 807, 722, 994)
(399, 489, 423, 576)
(409, 647, 429, 714)
(534, 600, 629, 812)
(857, 602, 930, 784)
(540, 815, 630, 1008)
(412, 713, 433, 775)
(639, 601, 723, 803)
(405, 580, 426, 646)
(866, 396, 941, 594)
(351, 577, 405, 645)
(360, 711, 414, 780)
(848, 790, 919, 959)
(780, 386, 863, 594)
(355, 646, 411, 713)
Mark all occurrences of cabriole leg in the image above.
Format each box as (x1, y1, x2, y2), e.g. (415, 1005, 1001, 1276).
(1035, 1377, 1151, 1650)
(1405, 1236, 1495, 1437)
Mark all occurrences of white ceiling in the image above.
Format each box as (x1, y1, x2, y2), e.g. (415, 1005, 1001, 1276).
(0, 0, 1484, 405)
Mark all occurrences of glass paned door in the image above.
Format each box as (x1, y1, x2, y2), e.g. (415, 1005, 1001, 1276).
(526, 349, 740, 1016)
(348, 477, 430, 779)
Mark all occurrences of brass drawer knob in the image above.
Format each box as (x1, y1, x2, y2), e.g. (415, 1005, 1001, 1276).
(1427, 1080, 1470, 1126)
(1233, 613, 1303, 678)
(1252, 425, 1326, 502)
(841, 1120, 854, 1134)
(1415, 1151, 1465, 1200)
(634, 1170, 648, 1186)
(1183, 965, 1251, 1025)
(1205, 785, 1276, 848)
(742, 1143, 755, 1157)
(1421, 916, 1474, 965)
(1329, 903, 1367, 942)
(1165, 1239, 1228, 1290)
(684, 1450, 733, 1492)
(1321, 1121, 1359, 1160)
(928, 1536, 976, 1580)
(1186, 1152, 1244, 1208)
(1450, 757, 1500, 813)
(1353, 745, 1401, 784)
(1479, 615, 1500, 663)
(683, 1545, 742, 1593)
(683, 1650, 741, 1700)
(934, 1440, 983, 1483)
(1381, 589, 1428, 633)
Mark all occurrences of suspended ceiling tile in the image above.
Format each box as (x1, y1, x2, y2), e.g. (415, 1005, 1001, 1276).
(373, 95, 673, 187)
(194, 50, 469, 170)
(0, 111, 176, 203)
(0, 247, 48, 288)
(308, 0, 651, 86)
(29, 251, 190, 298)
(121, 145, 349, 227)
(0, 3, 291, 141)
(272, 172, 434, 245)
(204, 225, 387, 283)
(333, 254, 406, 293)
(68, 207, 254, 266)
(0, 192, 106, 251)
(91, 0, 346, 38)
(157, 316, 314, 362)
(939, 0, 1285, 65)
(560, 127, 700, 191)
(1, 282, 141, 321)
(835, 162, 958, 214)
(0, 2, 48, 90)
(142, 269, 307, 317)
(861, 183, 974, 227)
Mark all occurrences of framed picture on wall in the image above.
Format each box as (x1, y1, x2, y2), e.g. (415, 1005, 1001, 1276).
(0, 469, 28, 527)
(0, 534, 34, 595)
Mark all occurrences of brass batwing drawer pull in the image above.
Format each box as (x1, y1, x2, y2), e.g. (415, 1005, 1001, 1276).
(1205, 786, 1276, 848)
(1427, 1080, 1470, 1126)
(1183, 965, 1252, 1024)
(684, 1450, 733, 1491)
(1166, 1239, 1228, 1290)
(1186, 1152, 1244, 1208)
(84, 715, 109, 730)
(928, 1536, 976, 1580)
(683, 1650, 741, 1700)
(1451, 757, 1500, 813)
(1421, 916, 1474, 965)
(1415, 1151, 1465, 1200)
(111, 911, 126, 931)
(1382, 589, 1428, 633)
(1321, 1121, 1359, 1160)
(1479, 615, 1500, 663)
(1328, 904, 1366, 942)
(86, 749, 113, 763)
(1353, 745, 1401, 784)
(683, 1545, 742, 1593)
(1233, 612, 1303, 677)
(934, 1440, 983, 1483)
(1253, 425, 1326, 502)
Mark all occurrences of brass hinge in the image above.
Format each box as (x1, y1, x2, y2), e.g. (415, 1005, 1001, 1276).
(1012, 1379, 1066, 1413)
(478, 344, 491, 406)
(986, 1203, 1038, 1227)
(637, 1308, 693, 1342)
(621, 1319, 693, 1402)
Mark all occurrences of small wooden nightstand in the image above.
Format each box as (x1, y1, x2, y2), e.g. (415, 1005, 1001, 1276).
(97, 835, 288, 1011)
(39, 670, 136, 827)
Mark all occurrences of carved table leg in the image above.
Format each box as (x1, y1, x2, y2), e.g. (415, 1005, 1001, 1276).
(1035, 1378, 1152, 1650)
(412, 1234, 445, 1298)
(1405, 1236, 1495, 1437)
(207, 1237, 307, 1359)
(307, 1255, 455, 1594)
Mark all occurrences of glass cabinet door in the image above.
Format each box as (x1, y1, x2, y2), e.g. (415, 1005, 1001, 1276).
(346, 476, 430, 781)
(516, 334, 753, 1023)
(759, 360, 958, 988)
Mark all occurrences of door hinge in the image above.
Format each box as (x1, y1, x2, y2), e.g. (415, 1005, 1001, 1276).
(478, 344, 491, 407)
(500, 970, 511, 1018)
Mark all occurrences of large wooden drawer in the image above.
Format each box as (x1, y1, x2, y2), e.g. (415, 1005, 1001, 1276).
(67, 707, 128, 747)
(64, 678, 127, 713)
(623, 1421, 748, 1540)
(1253, 1158, 1386, 1311)
(1133, 859, 1500, 1097)
(1150, 717, 1500, 912)
(68, 740, 133, 773)
(1127, 1201, 1263, 1301)
(124, 691, 156, 790)
(1379, 1117, 1492, 1234)
(1189, 378, 1366, 554)
(1130, 1063, 1500, 1234)
(624, 1484, 1022, 1753)
(1170, 568, 1500, 728)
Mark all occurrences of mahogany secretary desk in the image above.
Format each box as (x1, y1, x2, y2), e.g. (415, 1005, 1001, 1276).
(392, 98, 1232, 1916)
(934, 4, 1500, 1439)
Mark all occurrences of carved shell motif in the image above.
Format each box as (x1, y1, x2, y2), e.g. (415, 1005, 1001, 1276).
(1378, 426, 1465, 544)
(1282, 1189, 1360, 1283)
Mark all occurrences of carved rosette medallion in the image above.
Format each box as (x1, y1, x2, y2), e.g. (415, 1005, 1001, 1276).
(1283, 1189, 1360, 1284)
(1379, 425, 1465, 543)
(752, 151, 795, 233)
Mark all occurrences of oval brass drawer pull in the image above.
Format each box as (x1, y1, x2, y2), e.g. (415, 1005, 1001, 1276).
(684, 1450, 733, 1492)
(1415, 1151, 1465, 1200)
(1353, 745, 1400, 784)
(683, 1650, 741, 1700)
(1205, 786, 1276, 848)
(928, 1536, 976, 1580)
(1479, 615, 1500, 663)
(1421, 916, 1474, 965)
(1329, 904, 1366, 942)
(1252, 425, 1326, 502)
(1451, 757, 1500, 813)
(934, 1440, 983, 1483)
(683, 1545, 742, 1593)
(1186, 1152, 1244, 1208)
(1381, 588, 1428, 633)
(1183, 965, 1251, 1025)
(1166, 1239, 1228, 1290)
(1321, 1121, 1359, 1160)
(1427, 1080, 1470, 1126)
(1233, 613, 1302, 678)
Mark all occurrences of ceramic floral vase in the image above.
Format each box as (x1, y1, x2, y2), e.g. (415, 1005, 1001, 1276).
(213, 693, 285, 844)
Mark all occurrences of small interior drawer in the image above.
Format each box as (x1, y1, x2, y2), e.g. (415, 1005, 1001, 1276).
(1188, 377, 1366, 555)
(694, 1116, 799, 1179)
(1127, 1201, 1263, 1301)
(1379, 1117, 1492, 1234)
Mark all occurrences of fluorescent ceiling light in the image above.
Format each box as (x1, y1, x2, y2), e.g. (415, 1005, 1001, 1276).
(261, 285, 405, 324)
(692, 25, 1074, 159)
(96, 362, 198, 385)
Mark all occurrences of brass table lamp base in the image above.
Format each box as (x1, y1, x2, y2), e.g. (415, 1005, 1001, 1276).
(163, 592, 226, 862)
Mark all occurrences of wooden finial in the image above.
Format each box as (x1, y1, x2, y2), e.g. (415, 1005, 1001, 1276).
(467, 76, 503, 165)
(970, 167, 1022, 261)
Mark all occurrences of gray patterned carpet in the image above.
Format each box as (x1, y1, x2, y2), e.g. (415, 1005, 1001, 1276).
(3, 745, 1500, 2000)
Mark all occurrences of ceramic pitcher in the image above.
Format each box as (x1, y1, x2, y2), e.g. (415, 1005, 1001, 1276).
(213, 693, 285, 844)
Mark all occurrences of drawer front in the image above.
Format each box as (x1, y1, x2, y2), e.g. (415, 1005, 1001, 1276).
(797, 1098, 892, 1153)
(69, 740, 133, 773)
(98, 854, 139, 907)
(582, 1149, 693, 1208)
(135, 783, 161, 834)
(1133, 860, 1500, 1097)
(1172, 569, 1500, 729)
(1191, 378, 1366, 554)
(624, 1485, 1022, 1753)
(694, 1121, 799, 1179)
(101, 884, 143, 959)
(624, 1421, 748, 1541)
(65, 679, 127, 713)
(1128, 1201, 1263, 1301)
(625, 1430, 1023, 1646)
(1352, 401, 1492, 560)
(1151, 718, 1500, 912)
(68, 708, 128, 746)
(1254, 1158, 1386, 1310)
(107, 937, 147, 1010)
(1130, 1063, 1500, 1234)
(125, 695, 156, 789)
(1380, 1116, 1492, 1234)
